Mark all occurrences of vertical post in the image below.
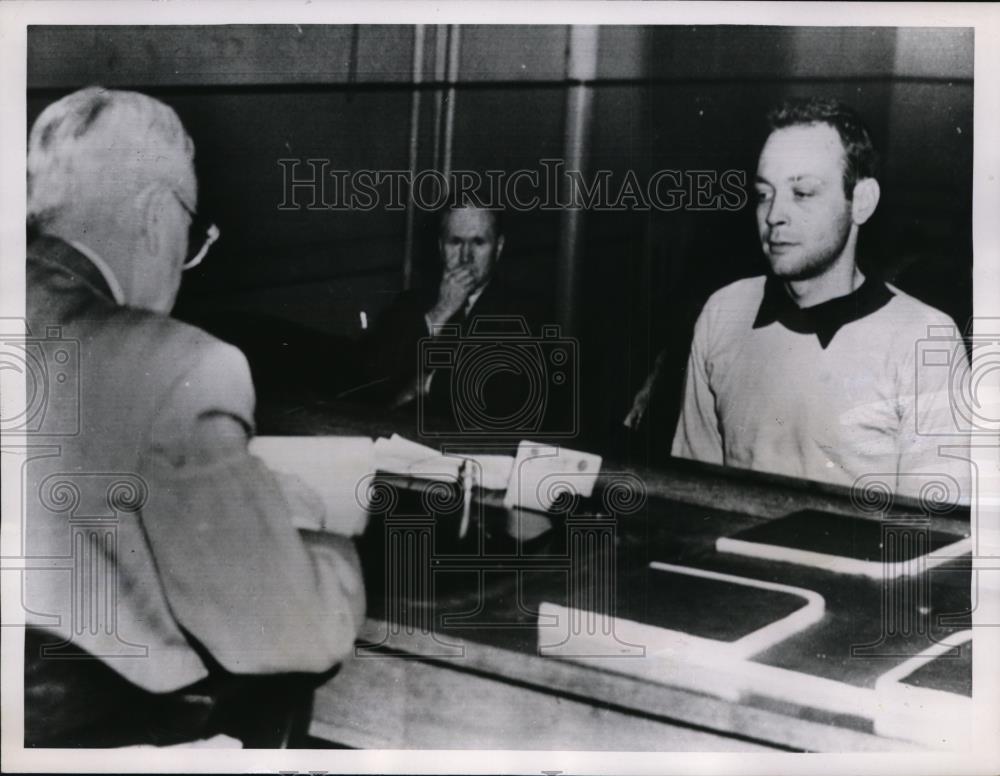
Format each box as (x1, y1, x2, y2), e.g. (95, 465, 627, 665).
(431, 25, 449, 176)
(441, 25, 462, 182)
(402, 25, 426, 290)
(555, 26, 599, 338)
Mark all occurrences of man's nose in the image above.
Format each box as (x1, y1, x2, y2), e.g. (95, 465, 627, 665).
(764, 192, 789, 227)
(459, 242, 473, 264)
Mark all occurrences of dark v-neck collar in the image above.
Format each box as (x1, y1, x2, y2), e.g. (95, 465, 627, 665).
(753, 273, 894, 348)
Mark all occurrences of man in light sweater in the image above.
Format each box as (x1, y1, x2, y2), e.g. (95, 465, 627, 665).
(670, 97, 969, 502)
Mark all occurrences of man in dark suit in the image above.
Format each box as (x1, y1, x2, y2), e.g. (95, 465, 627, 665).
(23, 86, 364, 747)
(364, 206, 558, 435)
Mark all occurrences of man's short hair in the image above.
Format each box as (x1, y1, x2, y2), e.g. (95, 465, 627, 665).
(28, 86, 194, 229)
(766, 97, 878, 199)
(438, 205, 504, 239)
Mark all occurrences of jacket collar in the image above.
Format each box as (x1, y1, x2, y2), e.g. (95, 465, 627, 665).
(66, 240, 125, 305)
(752, 272, 894, 348)
(28, 234, 120, 305)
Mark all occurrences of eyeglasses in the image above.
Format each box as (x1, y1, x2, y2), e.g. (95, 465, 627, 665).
(172, 190, 220, 271)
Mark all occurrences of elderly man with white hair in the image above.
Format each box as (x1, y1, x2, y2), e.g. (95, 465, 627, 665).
(24, 87, 364, 747)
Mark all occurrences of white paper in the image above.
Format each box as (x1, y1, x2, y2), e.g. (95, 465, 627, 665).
(249, 435, 374, 536)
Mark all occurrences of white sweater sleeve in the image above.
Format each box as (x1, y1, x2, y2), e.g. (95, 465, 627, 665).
(672, 304, 724, 465)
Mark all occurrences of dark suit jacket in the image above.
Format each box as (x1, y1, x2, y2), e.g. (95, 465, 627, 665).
(360, 273, 568, 435)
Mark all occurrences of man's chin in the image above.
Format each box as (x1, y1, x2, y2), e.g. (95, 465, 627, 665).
(768, 255, 831, 283)
(767, 255, 801, 280)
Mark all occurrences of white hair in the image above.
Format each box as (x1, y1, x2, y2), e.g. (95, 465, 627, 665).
(27, 86, 194, 228)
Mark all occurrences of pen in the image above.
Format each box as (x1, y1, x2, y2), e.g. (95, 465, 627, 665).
(459, 459, 472, 539)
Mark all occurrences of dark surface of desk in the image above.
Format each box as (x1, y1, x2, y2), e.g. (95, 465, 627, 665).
(260, 401, 972, 751)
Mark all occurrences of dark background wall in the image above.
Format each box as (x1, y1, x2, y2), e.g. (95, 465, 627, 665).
(27, 25, 974, 465)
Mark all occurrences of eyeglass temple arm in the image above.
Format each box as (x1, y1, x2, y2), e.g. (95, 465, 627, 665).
(182, 224, 220, 270)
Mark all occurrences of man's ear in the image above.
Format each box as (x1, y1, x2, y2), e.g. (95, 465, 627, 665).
(851, 178, 880, 226)
(495, 234, 505, 261)
(138, 183, 171, 258)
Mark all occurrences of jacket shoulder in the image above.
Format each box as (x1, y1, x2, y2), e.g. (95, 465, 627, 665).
(106, 309, 255, 426)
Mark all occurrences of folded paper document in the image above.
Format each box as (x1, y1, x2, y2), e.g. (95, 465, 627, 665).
(373, 434, 514, 491)
(373, 434, 461, 482)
